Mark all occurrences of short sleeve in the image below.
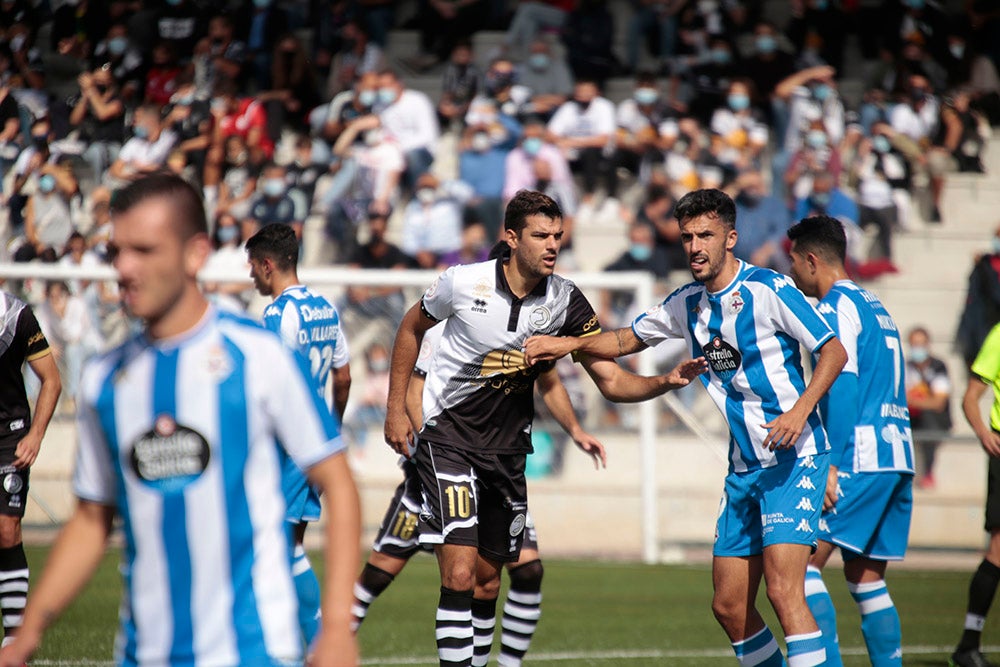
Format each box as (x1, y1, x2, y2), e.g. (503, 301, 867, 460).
(972, 323, 1000, 384)
(415, 322, 444, 375)
(761, 275, 834, 352)
(557, 285, 600, 338)
(278, 300, 301, 350)
(18, 307, 50, 361)
(631, 291, 688, 347)
(332, 316, 351, 369)
(421, 266, 457, 322)
(72, 364, 117, 505)
(819, 294, 859, 376)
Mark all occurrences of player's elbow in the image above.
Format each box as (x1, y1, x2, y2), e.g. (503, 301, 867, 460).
(823, 338, 848, 373)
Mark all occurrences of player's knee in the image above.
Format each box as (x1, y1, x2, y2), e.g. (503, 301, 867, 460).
(442, 563, 477, 592)
(507, 559, 543, 592)
(475, 573, 502, 600)
(0, 517, 22, 549)
(764, 576, 806, 613)
(711, 591, 746, 628)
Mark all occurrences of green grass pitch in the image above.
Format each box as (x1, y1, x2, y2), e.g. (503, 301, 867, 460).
(23, 546, 993, 665)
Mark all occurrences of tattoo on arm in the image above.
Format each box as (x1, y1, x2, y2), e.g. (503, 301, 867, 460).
(616, 328, 629, 357)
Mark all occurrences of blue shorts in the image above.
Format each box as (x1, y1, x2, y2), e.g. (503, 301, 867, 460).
(281, 449, 322, 524)
(714, 453, 829, 557)
(819, 471, 913, 561)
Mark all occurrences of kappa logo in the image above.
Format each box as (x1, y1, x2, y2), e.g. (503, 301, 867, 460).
(890, 649, 902, 659)
(773, 276, 790, 291)
(798, 455, 817, 470)
(796, 477, 816, 490)
(796, 519, 812, 533)
(881, 423, 912, 451)
(471, 298, 488, 314)
(818, 518, 829, 532)
(795, 497, 815, 512)
(818, 303, 836, 315)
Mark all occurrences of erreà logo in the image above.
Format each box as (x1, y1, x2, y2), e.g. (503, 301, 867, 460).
(701, 336, 741, 381)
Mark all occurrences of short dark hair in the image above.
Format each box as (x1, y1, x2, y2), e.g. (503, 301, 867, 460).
(488, 240, 511, 260)
(674, 188, 736, 230)
(110, 172, 208, 240)
(245, 224, 299, 272)
(503, 190, 562, 235)
(786, 215, 847, 264)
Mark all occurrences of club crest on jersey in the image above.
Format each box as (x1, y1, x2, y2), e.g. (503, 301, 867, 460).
(3, 473, 22, 495)
(130, 415, 211, 494)
(529, 306, 551, 329)
(727, 290, 744, 314)
(701, 336, 741, 381)
(206, 345, 233, 380)
(473, 278, 493, 298)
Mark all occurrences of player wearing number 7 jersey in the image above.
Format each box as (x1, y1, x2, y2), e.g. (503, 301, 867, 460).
(787, 215, 914, 667)
(246, 224, 353, 649)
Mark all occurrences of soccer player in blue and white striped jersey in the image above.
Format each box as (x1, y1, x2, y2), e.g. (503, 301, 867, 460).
(787, 215, 913, 667)
(246, 224, 353, 649)
(0, 174, 361, 667)
(526, 189, 848, 667)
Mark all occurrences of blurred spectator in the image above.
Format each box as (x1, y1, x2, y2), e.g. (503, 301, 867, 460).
(943, 30, 1000, 125)
(90, 23, 144, 103)
(625, 0, 681, 73)
(261, 33, 319, 134)
(358, 0, 395, 48)
(737, 21, 796, 120)
(325, 19, 384, 98)
(888, 74, 947, 221)
(634, 182, 680, 274)
(504, 115, 573, 200)
(677, 36, 739, 123)
(342, 204, 410, 336)
(439, 222, 491, 267)
(69, 65, 126, 179)
(13, 164, 77, 263)
(614, 71, 673, 194)
(731, 169, 792, 271)
(659, 116, 704, 192)
(153, 0, 205, 63)
(438, 40, 480, 129)
(343, 341, 391, 450)
(209, 78, 274, 167)
(784, 121, 841, 201)
(794, 171, 865, 269)
(192, 14, 245, 96)
(36, 280, 100, 412)
(533, 157, 579, 263)
(547, 79, 616, 201)
(236, 0, 290, 90)
(459, 102, 519, 239)
(58, 231, 102, 300)
(245, 162, 303, 238)
(163, 80, 213, 180)
(204, 211, 251, 311)
(51, 0, 109, 60)
(473, 56, 532, 119)
(957, 225, 1000, 367)
(518, 39, 573, 118)
(786, 0, 848, 72)
(286, 134, 325, 211)
(0, 0, 36, 35)
(144, 41, 183, 106)
(905, 326, 952, 490)
(562, 0, 618, 84)
(602, 222, 667, 324)
(107, 104, 177, 184)
(6, 21, 44, 89)
(710, 79, 769, 174)
(503, 0, 572, 59)
(215, 134, 260, 219)
(318, 71, 379, 152)
(85, 186, 113, 259)
(774, 64, 845, 153)
(882, 0, 949, 63)
(312, 0, 350, 78)
(400, 174, 470, 268)
(410, 0, 484, 71)
(939, 88, 990, 173)
(377, 69, 439, 189)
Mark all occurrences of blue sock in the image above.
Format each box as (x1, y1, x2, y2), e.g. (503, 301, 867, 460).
(731, 626, 786, 666)
(292, 544, 322, 646)
(786, 630, 826, 667)
(849, 579, 903, 666)
(804, 565, 843, 667)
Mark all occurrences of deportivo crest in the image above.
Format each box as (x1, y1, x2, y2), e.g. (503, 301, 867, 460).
(728, 290, 744, 314)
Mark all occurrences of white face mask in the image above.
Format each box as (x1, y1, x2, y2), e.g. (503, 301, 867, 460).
(416, 188, 436, 204)
(471, 132, 491, 152)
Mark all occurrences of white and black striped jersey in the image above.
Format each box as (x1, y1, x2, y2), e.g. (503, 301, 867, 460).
(419, 257, 599, 454)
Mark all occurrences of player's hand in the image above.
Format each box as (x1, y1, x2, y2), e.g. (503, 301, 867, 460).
(309, 623, 359, 667)
(664, 356, 708, 389)
(761, 405, 808, 451)
(571, 429, 607, 469)
(0, 629, 37, 666)
(384, 408, 415, 457)
(14, 432, 42, 469)
(979, 430, 1000, 458)
(524, 335, 576, 365)
(823, 465, 839, 511)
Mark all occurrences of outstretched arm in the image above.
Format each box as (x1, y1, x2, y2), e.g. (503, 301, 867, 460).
(762, 337, 847, 450)
(525, 327, 647, 365)
(579, 354, 707, 403)
(536, 367, 606, 469)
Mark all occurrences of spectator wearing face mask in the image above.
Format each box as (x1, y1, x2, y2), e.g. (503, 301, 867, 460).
(775, 65, 846, 154)
(905, 326, 952, 490)
(144, 41, 183, 106)
(784, 122, 841, 202)
(889, 74, 948, 222)
(69, 66, 127, 178)
(438, 40, 480, 129)
(459, 102, 520, 239)
(376, 68, 439, 190)
(13, 161, 78, 263)
(216, 134, 260, 220)
(245, 162, 302, 238)
(318, 71, 379, 151)
(107, 104, 177, 185)
(710, 79, 769, 173)
(9, 117, 60, 213)
(794, 171, 864, 272)
(518, 39, 573, 119)
(730, 169, 792, 272)
(203, 211, 252, 312)
(192, 15, 246, 97)
(547, 79, 616, 201)
(89, 24, 144, 102)
(676, 36, 739, 124)
(5, 21, 44, 90)
(400, 174, 470, 268)
(614, 71, 675, 195)
(602, 222, 668, 325)
(737, 21, 796, 123)
(326, 20, 384, 98)
(503, 116, 572, 201)
(633, 182, 681, 274)
(471, 56, 532, 119)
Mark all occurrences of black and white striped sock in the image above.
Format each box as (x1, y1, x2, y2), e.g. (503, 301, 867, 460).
(437, 586, 474, 667)
(351, 563, 396, 632)
(498, 560, 543, 667)
(0, 543, 28, 643)
(471, 597, 497, 667)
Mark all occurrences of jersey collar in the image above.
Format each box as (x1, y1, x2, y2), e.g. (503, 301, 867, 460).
(495, 257, 549, 300)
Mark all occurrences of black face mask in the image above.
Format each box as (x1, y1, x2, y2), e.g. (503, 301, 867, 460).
(536, 178, 550, 191)
(486, 73, 513, 95)
(737, 191, 761, 207)
(31, 135, 47, 151)
(574, 98, 592, 112)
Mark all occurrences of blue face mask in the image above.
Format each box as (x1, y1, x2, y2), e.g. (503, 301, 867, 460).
(806, 130, 827, 149)
(358, 89, 376, 107)
(629, 243, 653, 262)
(910, 347, 929, 363)
(728, 93, 750, 111)
(108, 36, 128, 56)
(378, 87, 397, 106)
(873, 135, 891, 153)
(133, 125, 149, 139)
(38, 174, 56, 193)
(810, 191, 831, 209)
(812, 83, 832, 101)
(711, 48, 731, 65)
(756, 35, 777, 54)
(217, 225, 240, 244)
(528, 53, 550, 70)
(522, 137, 543, 156)
(634, 88, 659, 106)
(263, 178, 285, 197)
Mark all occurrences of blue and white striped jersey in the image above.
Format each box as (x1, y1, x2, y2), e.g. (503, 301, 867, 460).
(817, 280, 914, 474)
(262, 285, 350, 398)
(74, 307, 344, 667)
(632, 260, 835, 473)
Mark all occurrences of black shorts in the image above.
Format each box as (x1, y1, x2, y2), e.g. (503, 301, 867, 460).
(371, 458, 431, 559)
(0, 428, 29, 518)
(415, 440, 528, 563)
(986, 454, 1000, 531)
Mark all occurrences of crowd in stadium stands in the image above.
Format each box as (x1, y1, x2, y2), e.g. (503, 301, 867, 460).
(0, 0, 999, 357)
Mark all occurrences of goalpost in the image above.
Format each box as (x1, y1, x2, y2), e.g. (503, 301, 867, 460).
(0, 262, 679, 564)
